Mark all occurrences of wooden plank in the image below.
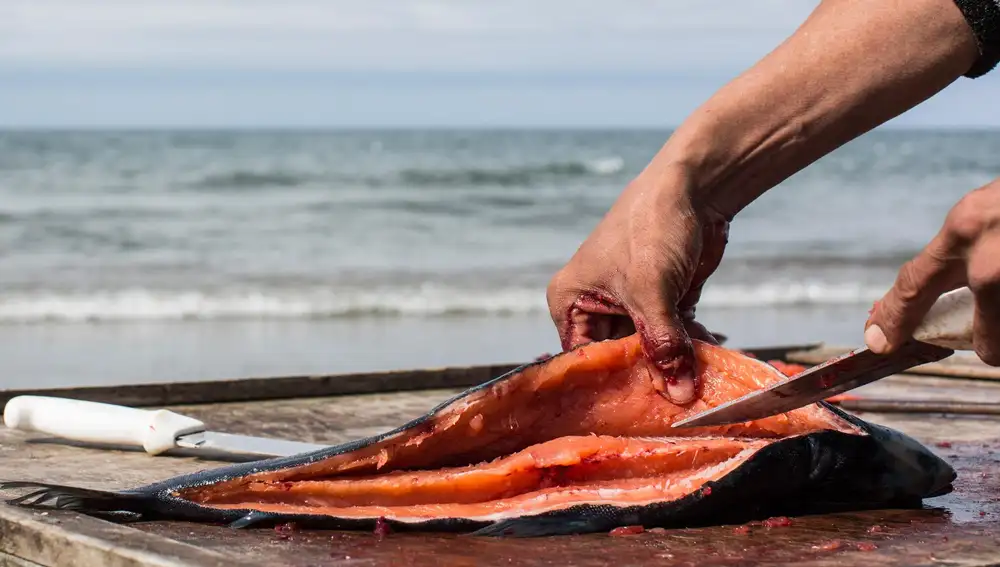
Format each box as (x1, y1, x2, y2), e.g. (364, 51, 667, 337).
(0, 505, 249, 567)
(2, 358, 1000, 566)
(786, 345, 1000, 382)
(0, 363, 521, 409)
(0, 552, 44, 567)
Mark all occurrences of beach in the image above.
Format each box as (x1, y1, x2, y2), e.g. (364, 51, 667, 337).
(1, 128, 997, 389)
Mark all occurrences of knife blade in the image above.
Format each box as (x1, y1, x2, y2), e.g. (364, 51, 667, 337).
(672, 286, 977, 429)
(173, 430, 327, 459)
(3, 395, 328, 459)
(670, 340, 954, 428)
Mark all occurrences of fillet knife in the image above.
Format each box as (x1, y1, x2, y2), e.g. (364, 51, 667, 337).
(2, 395, 328, 459)
(672, 286, 977, 429)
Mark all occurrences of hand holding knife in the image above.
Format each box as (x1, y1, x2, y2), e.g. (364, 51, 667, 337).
(673, 286, 976, 428)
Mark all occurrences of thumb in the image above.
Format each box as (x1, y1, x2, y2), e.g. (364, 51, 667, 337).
(866, 237, 962, 354)
(627, 279, 698, 405)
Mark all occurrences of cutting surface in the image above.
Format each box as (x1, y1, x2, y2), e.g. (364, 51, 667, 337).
(3, 355, 1000, 566)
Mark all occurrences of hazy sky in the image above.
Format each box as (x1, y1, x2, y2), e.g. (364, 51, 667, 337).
(2, 0, 998, 128)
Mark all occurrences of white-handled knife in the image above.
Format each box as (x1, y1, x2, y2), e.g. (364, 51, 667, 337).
(2, 395, 328, 459)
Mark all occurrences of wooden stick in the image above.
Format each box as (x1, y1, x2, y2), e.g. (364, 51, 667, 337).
(832, 398, 1000, 416)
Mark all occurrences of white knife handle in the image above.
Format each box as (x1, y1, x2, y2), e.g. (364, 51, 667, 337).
(3, 396, 205, 455)
(910, 286, 975, 351)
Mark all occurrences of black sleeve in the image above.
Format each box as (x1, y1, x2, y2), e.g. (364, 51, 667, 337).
(952, 0, 1000, 77)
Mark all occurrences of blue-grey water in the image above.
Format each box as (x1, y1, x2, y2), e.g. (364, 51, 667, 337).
(1, 129, 997, 388)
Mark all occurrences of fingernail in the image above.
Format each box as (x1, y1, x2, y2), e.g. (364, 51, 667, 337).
(865, 324, 888, 353)
(666, 370, 696, 404)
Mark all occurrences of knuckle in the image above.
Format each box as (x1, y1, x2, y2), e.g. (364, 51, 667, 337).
(545, 269, 572, 308)
(891, 260, 924, 303)
(946, 191, 990, 243)
(967, 238, 1000, 294)
(967, 265, 1000, 294)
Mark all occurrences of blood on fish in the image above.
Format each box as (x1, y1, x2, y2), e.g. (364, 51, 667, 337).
(609, 525, 645, 536)
(274, 521, 299, 540)
(733, 525, 751, 535)
(856, 542, 878, 552)
(374, 516, 391, 540)
(936, 441, 953, 449)
(275, 522, 299, 533)
(762, 516, 792, 528)
(701, 486, 712, 496)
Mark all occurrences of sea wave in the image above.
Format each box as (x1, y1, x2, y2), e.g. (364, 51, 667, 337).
(699, 281, 886, 308)
(399, 157, 625, 187)
(0, 287, 548, 323)
(0, 281, 888, 324)
(189, 171, 316, 189)
(184, 157, 626, 191)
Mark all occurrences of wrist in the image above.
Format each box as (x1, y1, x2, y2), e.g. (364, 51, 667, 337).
(629, 155, 733, 227)
(632, 137, 746, 222)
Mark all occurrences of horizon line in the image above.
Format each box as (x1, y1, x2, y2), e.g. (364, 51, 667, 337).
(2, 124, 998, 132)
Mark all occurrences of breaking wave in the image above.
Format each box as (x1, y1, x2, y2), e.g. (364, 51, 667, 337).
(0, 281, 888, 324)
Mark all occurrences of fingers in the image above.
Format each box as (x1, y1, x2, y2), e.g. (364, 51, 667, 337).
(866, 231, 964, 354)
(626, 261, 699, 404)
(561, 292, 632, 350)
(686, 320, 721, 345)
(972, 284, 1000, 366)
(967, 235, 1000, 365)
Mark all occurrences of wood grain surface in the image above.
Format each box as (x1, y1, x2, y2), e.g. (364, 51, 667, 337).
(2, 351, 1000, 566)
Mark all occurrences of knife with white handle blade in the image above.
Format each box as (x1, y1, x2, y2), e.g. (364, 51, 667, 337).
(3, 396, 328, 459)
(672, 286, 976, 429)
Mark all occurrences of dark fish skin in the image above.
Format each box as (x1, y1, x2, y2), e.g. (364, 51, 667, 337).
(0, 351, 956, 537)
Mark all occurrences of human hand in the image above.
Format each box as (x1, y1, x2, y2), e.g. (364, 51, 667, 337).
(546, 172, 730, 403)
(866, 178, 1000, 365)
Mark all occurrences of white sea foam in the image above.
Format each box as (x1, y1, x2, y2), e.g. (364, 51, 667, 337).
(0, 281, 887, 323)
(586, 156, 625, 175)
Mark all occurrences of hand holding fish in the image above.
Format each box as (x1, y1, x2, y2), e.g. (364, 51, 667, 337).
(545, 172, 729, 404)
(866, 179, 1000, 365)
(548, 0, 995, 397)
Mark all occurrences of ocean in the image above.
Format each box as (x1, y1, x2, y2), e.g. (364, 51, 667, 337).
(1, 128, 998, 389)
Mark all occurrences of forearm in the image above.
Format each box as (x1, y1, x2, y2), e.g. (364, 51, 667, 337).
(643, 0, 983, 219)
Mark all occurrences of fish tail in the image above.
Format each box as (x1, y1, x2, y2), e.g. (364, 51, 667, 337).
(0, 481, 150, 519)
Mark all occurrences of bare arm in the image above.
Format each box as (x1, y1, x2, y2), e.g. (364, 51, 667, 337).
(643, 0, 984, 219)
(548, 0, 999, 403)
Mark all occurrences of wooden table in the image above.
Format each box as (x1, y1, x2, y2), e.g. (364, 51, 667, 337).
(2, 345, 1000, 567)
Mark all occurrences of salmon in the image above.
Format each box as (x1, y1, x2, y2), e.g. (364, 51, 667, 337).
(1, 335, 954, 537)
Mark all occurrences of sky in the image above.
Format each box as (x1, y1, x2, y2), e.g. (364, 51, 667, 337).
(1, 0, 998, 128)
